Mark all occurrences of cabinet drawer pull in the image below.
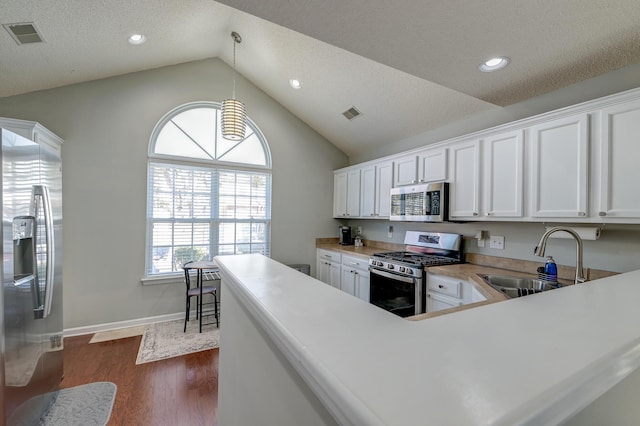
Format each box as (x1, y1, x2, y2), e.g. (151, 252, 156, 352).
(438, 284, 445, 289)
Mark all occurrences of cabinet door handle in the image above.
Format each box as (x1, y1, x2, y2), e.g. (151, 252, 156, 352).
(578, 212, 586, 217)
(438, 284, 445, 289)
(473, 212, 479, 216)
(599, 211, 607, 217)
(411, 179, 416, 184)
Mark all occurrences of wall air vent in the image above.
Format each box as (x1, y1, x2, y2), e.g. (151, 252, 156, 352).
(3, 22, 45, 45)
(342, 106, 362, 120)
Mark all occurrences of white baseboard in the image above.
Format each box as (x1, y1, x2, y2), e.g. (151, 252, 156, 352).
(63, 312, 185, 337)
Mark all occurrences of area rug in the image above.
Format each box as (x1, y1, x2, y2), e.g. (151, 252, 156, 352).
(89, 325, 145, 343)
(135, 319, 220, 365)
(39, 382, 116, 426)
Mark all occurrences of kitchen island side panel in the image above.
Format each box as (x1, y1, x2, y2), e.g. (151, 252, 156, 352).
(218, 284, 338, 426)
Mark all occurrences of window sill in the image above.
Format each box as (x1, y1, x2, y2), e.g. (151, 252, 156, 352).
(141, 273, 183, 286)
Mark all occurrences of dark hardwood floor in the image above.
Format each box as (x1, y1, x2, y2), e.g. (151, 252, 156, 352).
(62, 334, 219, 426)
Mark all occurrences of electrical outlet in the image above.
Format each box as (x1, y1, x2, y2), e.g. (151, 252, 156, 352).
(477, 238, 485, 248)
(489, 235, 505, 250)
(357, 226, 363, 235)
(388, 225, 393, 238)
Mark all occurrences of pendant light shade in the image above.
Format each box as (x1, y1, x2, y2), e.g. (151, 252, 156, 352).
(221, 98, 247, 141)
(221, 31, 247, 141)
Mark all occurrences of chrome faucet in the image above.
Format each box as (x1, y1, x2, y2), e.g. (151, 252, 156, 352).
(534, 226, 587, 285)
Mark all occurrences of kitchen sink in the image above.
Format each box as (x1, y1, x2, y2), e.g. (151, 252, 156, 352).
(479, 274, 561, 298)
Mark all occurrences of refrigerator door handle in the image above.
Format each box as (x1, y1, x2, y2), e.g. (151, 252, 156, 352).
(33, 184, 55, 318)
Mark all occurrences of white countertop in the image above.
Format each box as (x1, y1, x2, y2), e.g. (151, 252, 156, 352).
(215, 253, 640, 425)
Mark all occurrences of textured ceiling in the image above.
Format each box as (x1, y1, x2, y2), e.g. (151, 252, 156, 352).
(2, 0, 640, 158)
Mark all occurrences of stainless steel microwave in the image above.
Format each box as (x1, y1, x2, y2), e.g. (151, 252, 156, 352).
(389, 182, 449, 222)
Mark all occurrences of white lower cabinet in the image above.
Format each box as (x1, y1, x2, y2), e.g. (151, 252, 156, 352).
(426, 273, 485, 313)
(340, 254, 370, 302)
(316, 250, 370, 301)
(427, 292, 463, 312)
(316, 249, 341, 289)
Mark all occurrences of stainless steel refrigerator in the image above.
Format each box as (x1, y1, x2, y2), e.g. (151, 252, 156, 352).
(0, 128, 63, 425)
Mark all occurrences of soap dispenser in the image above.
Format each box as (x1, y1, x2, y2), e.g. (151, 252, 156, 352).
(544, 256, 558, 284)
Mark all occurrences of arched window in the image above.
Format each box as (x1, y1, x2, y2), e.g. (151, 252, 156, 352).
(145, 102, 272, 276)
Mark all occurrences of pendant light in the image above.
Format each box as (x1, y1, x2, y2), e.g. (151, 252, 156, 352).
(221, 31, 247, 141)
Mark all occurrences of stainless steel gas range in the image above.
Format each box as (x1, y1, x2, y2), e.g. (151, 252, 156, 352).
(368, 231, 463, 317)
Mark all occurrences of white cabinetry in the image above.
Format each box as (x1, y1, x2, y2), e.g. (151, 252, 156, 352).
(529, 114, 589, 218)
(360, 161, 393, 218)
(426, 273, 486, 313)
(418, 147, 448, 183)
(597, 100, 640, 219)
(316, 249, 341, 289)
(333, 169, 361, 218)
(340, 254, 370, 302)
(448, 139, 481, 219)
(393, 154, 418, 186)
(375, 161, 394, 218)
(483, 130, 524, 218)
(427, 274, 463, 312)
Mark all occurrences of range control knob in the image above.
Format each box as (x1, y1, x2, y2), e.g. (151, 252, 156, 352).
(399, 266, 406, 273)
(406, 269, 413, 276)
(387, 264, 394, 270)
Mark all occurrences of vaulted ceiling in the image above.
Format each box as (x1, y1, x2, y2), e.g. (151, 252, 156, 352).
(2, 0, 640, 158)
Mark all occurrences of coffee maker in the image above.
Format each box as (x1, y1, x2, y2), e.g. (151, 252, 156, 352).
(339, 226, 353, 245)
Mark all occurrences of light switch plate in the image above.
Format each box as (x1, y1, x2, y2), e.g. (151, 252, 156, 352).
(489, 235, 505, 250)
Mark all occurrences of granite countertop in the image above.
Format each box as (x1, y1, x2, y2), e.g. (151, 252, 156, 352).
(315, 239, 617, 320)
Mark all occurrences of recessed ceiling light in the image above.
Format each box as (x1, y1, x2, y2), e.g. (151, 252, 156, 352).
(289, 79, 302, 89)
(479, 56, 510, 72)
(128, 34, 146, 45)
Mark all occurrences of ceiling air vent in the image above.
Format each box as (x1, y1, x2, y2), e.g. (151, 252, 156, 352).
(3, 22, 45, 45)
(342, 106, 362, 120)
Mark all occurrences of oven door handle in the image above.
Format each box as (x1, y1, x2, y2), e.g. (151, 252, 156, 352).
(369, 268, 417, 284)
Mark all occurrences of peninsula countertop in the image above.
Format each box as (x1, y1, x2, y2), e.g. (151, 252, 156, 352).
(215, 253, 640, 425)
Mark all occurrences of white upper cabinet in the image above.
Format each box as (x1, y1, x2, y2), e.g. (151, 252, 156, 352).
(360, 165, 376, 218)
(360, 161, 394, 218)
(449, 139, 482, 219)
(393, 154, 418, 186)
(346, 169, 361, 217)
(333, 169, 361, 218)
(483, 130, 524, 218)
(375, 161, 394, 218)
(417, 147, 448, 183)
(336, 160, 393, 219)
(333, 171, 348, 218)
(529, 113, 589, 218)
(333, 88, 640, 225)
(597, 99, 640, 219)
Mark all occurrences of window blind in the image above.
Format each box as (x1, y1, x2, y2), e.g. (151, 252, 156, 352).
(146, 162, 271, 275)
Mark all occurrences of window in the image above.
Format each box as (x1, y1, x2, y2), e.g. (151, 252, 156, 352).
(145, 102, 271, 276)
